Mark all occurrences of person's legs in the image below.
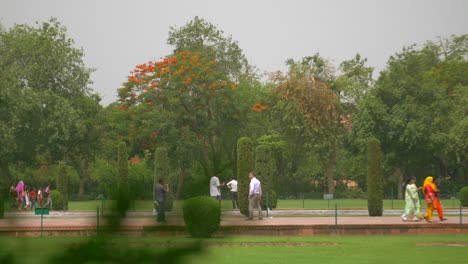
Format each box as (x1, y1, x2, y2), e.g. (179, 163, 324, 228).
(231, 192, 236, 208)
(433, 198, 446, 220)
(248, 196, 254, 219)
(255, 195, 262, 219)
(233, 192, 238, 209)
(157, 201, 165, 222)
(425, 202, 434, 221)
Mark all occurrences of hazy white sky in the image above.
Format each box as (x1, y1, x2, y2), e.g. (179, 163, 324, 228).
(1, 0, 467, 106)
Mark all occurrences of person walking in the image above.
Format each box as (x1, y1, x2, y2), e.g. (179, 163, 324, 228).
(42, 183, 53, 210)
(210, 175, 224, 203)
(29, 187, 37, 211)
(432, 178, 447, 221)
(401, 177, 423, 221)
(155, 179, 169, 223)
(423, 176, 447, 222)
(247, 172, 263, 220)
(226, 177, 238, 209)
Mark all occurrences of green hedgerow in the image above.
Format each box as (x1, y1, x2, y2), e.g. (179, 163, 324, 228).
(459, 186, 468, 207)
(183, 196, 221, 238)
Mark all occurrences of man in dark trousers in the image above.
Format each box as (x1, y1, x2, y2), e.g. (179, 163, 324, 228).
(155, 179, 169, 223)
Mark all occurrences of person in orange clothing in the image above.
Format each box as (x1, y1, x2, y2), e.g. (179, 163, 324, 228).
(422, 176, 447, 222)
(432, 178, 447, 221)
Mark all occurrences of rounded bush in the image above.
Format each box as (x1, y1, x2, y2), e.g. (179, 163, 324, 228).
(183, 196, 221, 238)
(459, 186, 468, 207)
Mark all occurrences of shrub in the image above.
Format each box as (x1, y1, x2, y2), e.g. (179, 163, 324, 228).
(367, 137, 384, 216)
(183, 196, 221, 238)
(459, 186, 468, 207)
(255, 145, 277, 210)
(51, 190, 65, 210)
(237, 137, 254, 216)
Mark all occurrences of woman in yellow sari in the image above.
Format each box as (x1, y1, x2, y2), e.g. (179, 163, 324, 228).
(422, 176, 447, 222)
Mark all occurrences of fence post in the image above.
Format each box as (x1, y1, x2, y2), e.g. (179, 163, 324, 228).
(97, 205, 100, 236)
(460, 202, 463, 234)
(266, 192, 269, 217)
(335, 203, 338, 235)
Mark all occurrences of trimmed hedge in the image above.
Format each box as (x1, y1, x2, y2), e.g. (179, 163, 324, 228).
(255, 144, 277, 209)
(367, 137, 384, 216)
(116, 142, 130, 217)
(51, 190, 65, 210)
(459, 186, 468, 207)
(237, 137, 254, 216)
(154, 147, 173, 212)
(183, 196, 221, 238)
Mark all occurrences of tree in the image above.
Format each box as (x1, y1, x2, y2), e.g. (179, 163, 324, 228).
(154, 147, 173, 211)
(56, 161, 69, 210)
(237, 137, 254, 216)
(167, 16, 250, 80)
(118, 51, 238, 179)
(255, 145, 277, 209)
(273, 54, 346, 194)
(353, 35, 468, 187)
(117, 142, 129, 217)
(0, 18, 99, 189)
(367, 137, 384, 216)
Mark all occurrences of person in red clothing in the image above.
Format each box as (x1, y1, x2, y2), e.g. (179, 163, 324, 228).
(422, 176, 447, 222)
(29, 187, 37, 210)
(432, 178, 447, 221)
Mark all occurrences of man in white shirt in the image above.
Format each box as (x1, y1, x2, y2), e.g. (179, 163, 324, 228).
(226, 177, 238, 209)
(247, 172, 262, 220)
(210, 175, 223, 203)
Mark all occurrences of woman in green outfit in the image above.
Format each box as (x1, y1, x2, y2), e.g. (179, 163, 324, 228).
(401, 177, 424, 222)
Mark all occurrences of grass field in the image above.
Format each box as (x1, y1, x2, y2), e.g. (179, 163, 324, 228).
(62, 198, 462, 211)
(1, 234, 467, 263)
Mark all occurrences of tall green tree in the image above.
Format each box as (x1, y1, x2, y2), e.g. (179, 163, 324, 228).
(353, 35, 468, 185)
(237, 137, 254, 216)
(367, 137, 384, 216)
(255, 144, 277, 209)
(272, 54, 345, 194)
(154, 147, 173, 211)
(117, 142, 129, 217)
(0, 18, 99, 187)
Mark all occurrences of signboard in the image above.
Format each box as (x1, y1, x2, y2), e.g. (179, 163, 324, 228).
(323, 193, 334, 200)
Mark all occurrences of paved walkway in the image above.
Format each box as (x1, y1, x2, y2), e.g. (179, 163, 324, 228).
(1, 209, 466, 231)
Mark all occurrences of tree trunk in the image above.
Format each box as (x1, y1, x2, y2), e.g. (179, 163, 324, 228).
(176, 164, 187, 199)
(326, 148, 336, 194)
(395, 167, 404, 199)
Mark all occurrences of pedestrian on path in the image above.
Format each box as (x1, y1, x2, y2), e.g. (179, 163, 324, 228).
(423, 176, 447, 222)
(226, 177, 238, 209)
(42, 183, 53, 210)
(401, 177, 423, 221)
(433, 178, 447, 221)
(210, 175, 224, 203)
(155, 179, 169, 223)
(247, 172, 262, 220)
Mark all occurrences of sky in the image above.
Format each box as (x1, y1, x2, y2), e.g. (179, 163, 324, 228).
(1, 0, 467, 106)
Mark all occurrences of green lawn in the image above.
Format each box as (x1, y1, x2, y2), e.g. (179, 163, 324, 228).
(1, 235, 467, 263)
(62, 198, 462, 211)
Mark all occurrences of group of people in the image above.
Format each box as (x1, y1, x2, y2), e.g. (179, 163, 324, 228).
(402, 175, 447, 222)
(9, 181, 52, 211)
(154, 172, 263, 224)
(210, 172, 263, 220)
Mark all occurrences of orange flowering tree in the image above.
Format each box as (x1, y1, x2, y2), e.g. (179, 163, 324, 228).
(118, 51, 239, 180)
